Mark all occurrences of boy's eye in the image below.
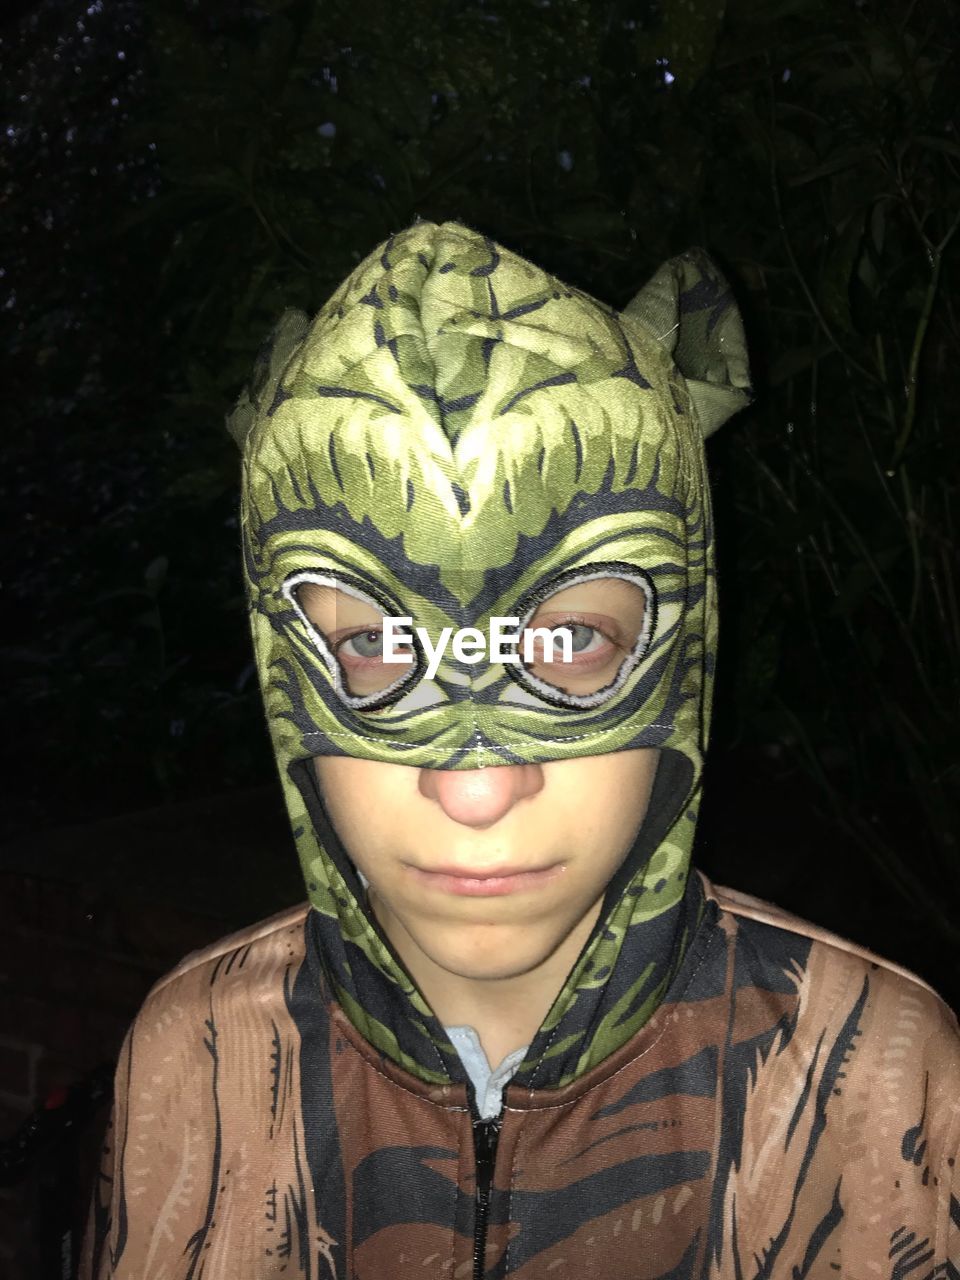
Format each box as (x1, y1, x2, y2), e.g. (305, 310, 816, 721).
(333, 628, 415, 695)
(338, 629, 387, 659)
(521, 618, 619, 690)
(553, 623, 603, 654)
(516, 574, 652, 700)
(291, 581, 418, 700)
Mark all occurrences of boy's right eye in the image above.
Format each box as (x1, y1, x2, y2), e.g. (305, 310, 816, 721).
(332, 628, 417, 694)
(293, 583, 418, 699)
(337, 629, 386, 659)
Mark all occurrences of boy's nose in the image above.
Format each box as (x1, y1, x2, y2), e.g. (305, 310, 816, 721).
(418, 763, 544, 828)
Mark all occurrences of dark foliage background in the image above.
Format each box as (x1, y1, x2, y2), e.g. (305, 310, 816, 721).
(2, 0, 958, 997)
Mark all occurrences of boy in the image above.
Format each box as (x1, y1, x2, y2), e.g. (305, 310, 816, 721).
(81, 221, 960, 1278)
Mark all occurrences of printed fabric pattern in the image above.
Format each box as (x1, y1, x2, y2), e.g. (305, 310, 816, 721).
(79, 875, 960, 1279)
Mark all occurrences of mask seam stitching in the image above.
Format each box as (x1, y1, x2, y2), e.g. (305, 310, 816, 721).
(297, 723, 678, 745)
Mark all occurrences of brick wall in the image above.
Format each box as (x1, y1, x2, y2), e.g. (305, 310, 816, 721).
(0, 872, 235, 1279)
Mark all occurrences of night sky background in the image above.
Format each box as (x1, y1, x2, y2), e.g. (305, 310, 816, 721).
(2, 0, 958, 998)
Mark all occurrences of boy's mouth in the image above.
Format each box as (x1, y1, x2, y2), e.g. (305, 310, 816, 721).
(403, 862, 565, 897)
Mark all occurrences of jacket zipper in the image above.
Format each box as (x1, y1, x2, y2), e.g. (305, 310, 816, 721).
(472, 1114, 501, 1280)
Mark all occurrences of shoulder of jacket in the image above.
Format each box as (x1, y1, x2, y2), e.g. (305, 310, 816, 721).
(698, 870, 959, 1029)
(139, 900, 312, 1007)
(696, 878, 960, 1260)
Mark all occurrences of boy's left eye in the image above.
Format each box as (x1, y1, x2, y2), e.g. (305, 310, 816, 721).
(549, 623, 605, 654)
(515, 572, 652, 698)
(520, 615, 626, 696)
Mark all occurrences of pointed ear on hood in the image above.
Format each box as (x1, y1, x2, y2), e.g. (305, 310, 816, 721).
(623, 248, 753, 438)
(226, 308, 310, 450)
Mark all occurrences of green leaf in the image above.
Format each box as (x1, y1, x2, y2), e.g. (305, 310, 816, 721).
(787, 146, 873, 187)
(819, 208, 865, 335)
(144, 556, 170, 597)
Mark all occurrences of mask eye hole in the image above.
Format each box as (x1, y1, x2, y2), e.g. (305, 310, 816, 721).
(511, 569, 655, 707)
(285, 574, 420, 706)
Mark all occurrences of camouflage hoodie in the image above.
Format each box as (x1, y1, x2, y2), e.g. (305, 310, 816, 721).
(81, 222, 960, 1280)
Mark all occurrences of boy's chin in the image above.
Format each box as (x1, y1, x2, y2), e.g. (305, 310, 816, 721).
(413, 920, 576, 984)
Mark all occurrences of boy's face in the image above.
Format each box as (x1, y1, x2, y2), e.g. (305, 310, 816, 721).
(305, 571, 660, 984)
(314, 747, 658, 985)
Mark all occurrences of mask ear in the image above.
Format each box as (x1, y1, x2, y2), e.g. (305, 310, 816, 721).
(623, 248, 753, 438)
(226, 308, 310, 450)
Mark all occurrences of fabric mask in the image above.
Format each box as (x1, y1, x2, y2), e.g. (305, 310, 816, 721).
(228, 220, 751, 1086)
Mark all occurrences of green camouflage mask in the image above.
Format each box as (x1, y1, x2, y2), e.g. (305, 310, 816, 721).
(228, 221, 751, 1083)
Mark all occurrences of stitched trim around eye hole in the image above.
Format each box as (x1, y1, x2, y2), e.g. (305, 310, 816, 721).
(505, 561, 658, 711)
(281, 568, 425, 712)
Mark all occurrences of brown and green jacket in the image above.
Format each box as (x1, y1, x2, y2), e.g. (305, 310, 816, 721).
(80, 872, 960, 1278)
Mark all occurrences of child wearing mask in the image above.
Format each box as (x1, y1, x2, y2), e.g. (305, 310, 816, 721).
(82, 221, 959, 1279)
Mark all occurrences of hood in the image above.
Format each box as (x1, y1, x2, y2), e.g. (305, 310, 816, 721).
(229, 221, 751, 1088)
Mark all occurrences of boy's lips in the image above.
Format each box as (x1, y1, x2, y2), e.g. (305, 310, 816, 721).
(404, 862, 564, 897)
